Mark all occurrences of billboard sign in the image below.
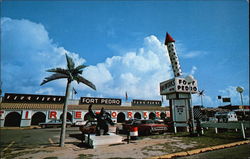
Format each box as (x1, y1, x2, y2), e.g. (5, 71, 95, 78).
(80, 97, 122, 105)
(222, 98, 231, 103)
(3, 93, 65, 103)
(160, 77, 198, 95)
(131, 99, 162, 106)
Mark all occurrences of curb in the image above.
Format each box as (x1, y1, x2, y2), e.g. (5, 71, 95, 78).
(149, 140, 250, 159)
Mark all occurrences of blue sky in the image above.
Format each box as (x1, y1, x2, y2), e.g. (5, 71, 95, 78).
(1, 0, 249, 107)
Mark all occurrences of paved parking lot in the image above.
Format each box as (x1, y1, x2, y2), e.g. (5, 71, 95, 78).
(1, 127, 250, 159)
(0, 127, 81, 156)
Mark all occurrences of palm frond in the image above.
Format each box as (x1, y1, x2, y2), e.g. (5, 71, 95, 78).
(47, 68, 68, 75)
(75, 75, 96, 90)
(65, 54, 75, 70)
(198, 90, 205, 96)
(75, 64, 88, 71)
(40, 73, 69, 86)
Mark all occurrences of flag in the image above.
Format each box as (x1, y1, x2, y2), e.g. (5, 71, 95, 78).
(125, 92, 128, 101)
(73, 87, 77, 94)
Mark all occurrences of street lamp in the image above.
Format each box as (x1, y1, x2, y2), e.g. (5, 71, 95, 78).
(185, 75, 195, 135)
(236, 86, 245, 116)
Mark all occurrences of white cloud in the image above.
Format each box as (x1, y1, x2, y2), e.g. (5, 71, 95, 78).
(190, 66, 197, 75)
(1, 17, 174, 100)
(4, 17, 220, 105)
(35, 88, 55, 95)
(176, 42, 206, 59)
(181, 51, 204, 58)
(1, 17, 85, 95)
(192, 93, 214, 107)
(80, 35, 173, 100)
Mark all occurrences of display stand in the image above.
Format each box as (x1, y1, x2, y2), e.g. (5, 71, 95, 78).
(85, 133, 123, 148)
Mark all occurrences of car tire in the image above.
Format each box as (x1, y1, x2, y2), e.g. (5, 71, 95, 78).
(145, 129, 151, 136)
(160, 131, 164, 134)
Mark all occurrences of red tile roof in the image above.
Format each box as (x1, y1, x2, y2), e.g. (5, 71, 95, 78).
(0, 102, 169, 111)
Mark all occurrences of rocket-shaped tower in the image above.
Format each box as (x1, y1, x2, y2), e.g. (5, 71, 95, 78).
(165, 33, 182, 77)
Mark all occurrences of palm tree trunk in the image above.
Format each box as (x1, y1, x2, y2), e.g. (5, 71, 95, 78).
(60, 80, 71, 147)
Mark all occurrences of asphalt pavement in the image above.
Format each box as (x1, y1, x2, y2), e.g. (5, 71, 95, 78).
(0, 127, 81, 155)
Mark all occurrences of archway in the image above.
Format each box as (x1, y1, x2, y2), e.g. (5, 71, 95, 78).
(160, 112, 166, 119)
(149, 112, 156, 120)
(117, 112, 126, 123)
(31, 112, 46, 125)
(4, 112, 21, 127)
(60, 112, 72, 122)
(134, 112, 142, 119)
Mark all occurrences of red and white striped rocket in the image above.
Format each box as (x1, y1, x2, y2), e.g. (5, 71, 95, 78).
(165, 33, 182, 77)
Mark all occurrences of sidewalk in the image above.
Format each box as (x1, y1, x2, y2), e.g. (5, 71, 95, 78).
(149, 140, 250, 159)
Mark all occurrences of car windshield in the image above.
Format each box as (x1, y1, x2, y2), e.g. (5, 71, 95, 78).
(125, 120, 133, 124)
(132, 120, 141, 125)
(49, 120, 58, 123)
(141, 120, 154, 124)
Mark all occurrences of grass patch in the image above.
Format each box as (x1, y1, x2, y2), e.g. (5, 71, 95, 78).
(172, 129, 247, 149)
(3, 149, 52, 159)
(141, 129, 249, 154)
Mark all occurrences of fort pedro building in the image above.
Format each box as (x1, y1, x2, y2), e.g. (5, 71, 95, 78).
(0, 93, 170, 127)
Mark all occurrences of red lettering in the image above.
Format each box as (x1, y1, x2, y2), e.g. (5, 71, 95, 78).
(166, 111, 170, 117)
(75, 112, 82, 119)
(49, 111, 57, 119)
(127, 112, 133, 118)
(25, 111, 29, 119)
(156, 112, 160, 118)
(111, 112, 117, 118)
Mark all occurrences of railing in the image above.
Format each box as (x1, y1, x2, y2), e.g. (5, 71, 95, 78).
(201, 121, 250, 139)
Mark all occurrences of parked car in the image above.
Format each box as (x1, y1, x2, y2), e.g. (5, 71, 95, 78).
(73, 120, 87, 127)
(79, 120, 97, 134)
(215, 111, 238, 122)
(39, 119, 72, 128)
(208, 117, 218, 122)
(122, 119, 168, 136)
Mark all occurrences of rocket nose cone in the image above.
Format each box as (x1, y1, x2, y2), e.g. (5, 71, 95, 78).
(165, 32, 175, 45)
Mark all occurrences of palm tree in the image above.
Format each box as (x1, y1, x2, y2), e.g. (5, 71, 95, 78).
(40, 54, 96, 147)
(198, 90, 205, 107)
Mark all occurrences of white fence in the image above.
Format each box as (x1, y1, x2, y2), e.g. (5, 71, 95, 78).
(201, 121, 250, 139)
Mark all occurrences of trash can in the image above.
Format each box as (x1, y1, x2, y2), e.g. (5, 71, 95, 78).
(130, 126, 138, 140)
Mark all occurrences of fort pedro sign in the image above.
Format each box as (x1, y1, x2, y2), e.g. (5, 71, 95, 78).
(3, 93, 65, 103)
(160, 77, 198, 95)
(80, 97, 122, 105)
(132, 99, 162, 106)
